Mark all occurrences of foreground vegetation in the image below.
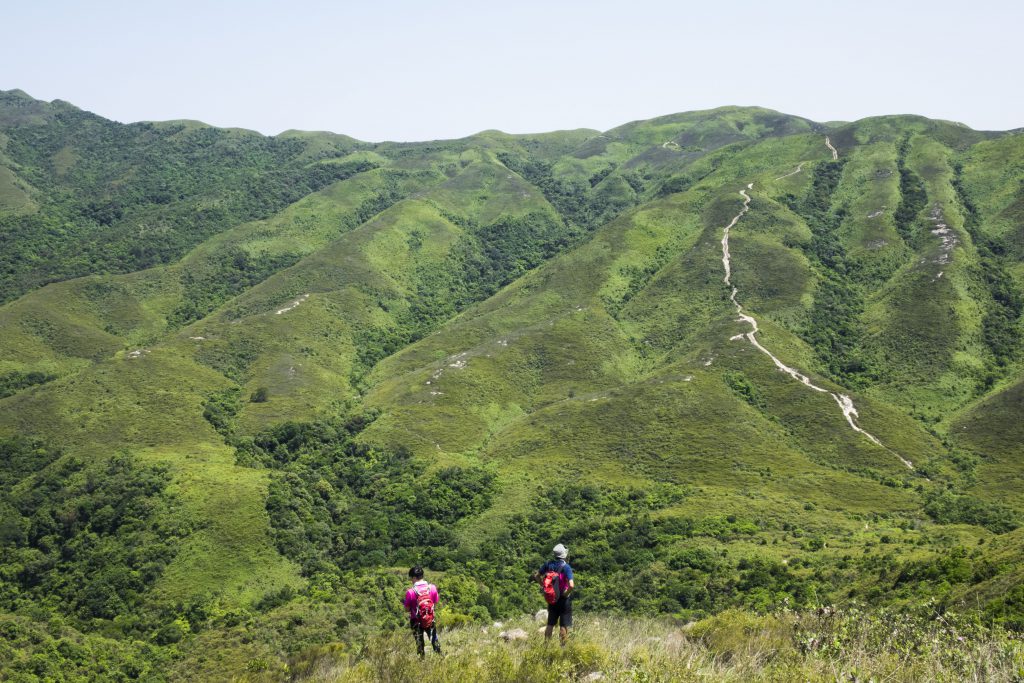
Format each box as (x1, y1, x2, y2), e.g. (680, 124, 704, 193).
(207, 608, 1024, 682)
(3, 602, 1021, 681)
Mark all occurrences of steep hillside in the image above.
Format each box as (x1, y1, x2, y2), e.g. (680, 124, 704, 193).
(1, 94, 1022, 680)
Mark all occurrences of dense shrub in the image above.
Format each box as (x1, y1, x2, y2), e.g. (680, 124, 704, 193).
(923, 490, 1019, 534)
(0, 107, 377, 303)
(241, 416, 496, 574)
(0, 439, 190, 624)
(202, 387, 241, 436)
(893, 135, 928, 240)
(785, 159, 877, 386)
(952, 161, 1023, 381)
(0, 371, 56, 398)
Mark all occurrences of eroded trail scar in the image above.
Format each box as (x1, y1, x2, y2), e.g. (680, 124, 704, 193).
(825, 136, 839, 161)
(775, 162, 804, 181)
(718, 173, 913, 469)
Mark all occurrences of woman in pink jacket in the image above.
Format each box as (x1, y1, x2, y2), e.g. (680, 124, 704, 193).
(403, 566, 442, 657)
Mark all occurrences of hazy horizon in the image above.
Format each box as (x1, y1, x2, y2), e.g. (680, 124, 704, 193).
(3, 0, 1021, 141)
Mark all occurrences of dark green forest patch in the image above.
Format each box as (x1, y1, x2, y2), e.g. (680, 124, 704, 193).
(952, 162, 1023, 386)
(0, 439, 192, 628)
(784, 159, 877, 386)
(0, 370, 56, 398)
(894, 136, 928, 242)
(0, 111, 375, 303)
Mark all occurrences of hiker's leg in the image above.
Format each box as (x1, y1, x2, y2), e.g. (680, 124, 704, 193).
(559, 597, 573, 646)
(430, 625, 442, 653)
(414, 623, 426, 657)
(544, 624, 554, 640)
(545, 603, 557, 640)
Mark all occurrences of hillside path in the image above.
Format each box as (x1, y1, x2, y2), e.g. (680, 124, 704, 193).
(718, 144, 913, 470)
(775, 162, 804, 181)
(825, 136, 839, 160)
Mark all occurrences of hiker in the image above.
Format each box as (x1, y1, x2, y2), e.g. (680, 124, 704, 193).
(535, 543, 574, 646)
(403, 566, 442, 657)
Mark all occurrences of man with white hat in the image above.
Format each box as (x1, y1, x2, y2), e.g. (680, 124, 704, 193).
(534, 543, 575, 645)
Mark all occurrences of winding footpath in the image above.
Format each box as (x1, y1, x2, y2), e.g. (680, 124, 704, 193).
(825, 136, 839, 161)
(718, 139, 914, 470)
(774, 162, 804, 181)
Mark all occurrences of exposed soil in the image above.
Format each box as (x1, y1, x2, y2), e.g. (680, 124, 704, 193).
(275, 293, 310, 315)
(718, 142, 914, 470)
(927, 204, 958, 266)
(825, 136, 839, 161)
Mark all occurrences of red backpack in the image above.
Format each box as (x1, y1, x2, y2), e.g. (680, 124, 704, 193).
(413, 583, 435, 629)
(541, 568, 564, 605)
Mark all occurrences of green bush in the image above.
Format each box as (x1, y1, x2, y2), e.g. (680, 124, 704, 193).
(0, 440, 190, 626)
(784, 159, 877, 387)
(894, 135, 928, 241)
(923, 490, 1019, 533)
(202, 387, 241, 436)
(0, 371, 57, 399)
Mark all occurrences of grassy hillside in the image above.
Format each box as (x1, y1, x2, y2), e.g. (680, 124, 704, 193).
(1, 94, 1022, 680)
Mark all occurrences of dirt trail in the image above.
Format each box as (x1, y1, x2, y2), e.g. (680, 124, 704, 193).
(276, 293, 310, 315)
(719, 171, 913, 469)
(927, 205, 958, 265)
(772, 137, 837, 181)
(825, 136, 839, 161)
(774, 162, 804, 181)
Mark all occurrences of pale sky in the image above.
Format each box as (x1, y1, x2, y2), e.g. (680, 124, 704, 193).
(2, 0, 1020, 141)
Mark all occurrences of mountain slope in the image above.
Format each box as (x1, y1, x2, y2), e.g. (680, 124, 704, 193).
(1, 95, 1022, 679)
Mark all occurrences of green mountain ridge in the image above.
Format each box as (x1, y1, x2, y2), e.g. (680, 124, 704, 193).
(1, 89, 1023, 680)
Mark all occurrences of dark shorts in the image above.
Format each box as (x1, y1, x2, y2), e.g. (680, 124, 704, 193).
(547, 596, 573, 628)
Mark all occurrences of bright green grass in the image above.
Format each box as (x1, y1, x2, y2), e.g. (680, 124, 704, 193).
(0, 163, 35, 215)
(949, 378, 1024, 508)
(137, 443, 303, 604)
(958, 134, 1024, 283)
(829, 140, 910, 285)
(858, 133, 987, 419)
(186, 167, 429, 260)
(163, 160, 566, 431)
(0, 348, 303, 602)
(0, 165, 432, 381)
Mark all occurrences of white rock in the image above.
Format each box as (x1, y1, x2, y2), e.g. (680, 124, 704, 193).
(492, 621, 503, 629)
(535, 609, 548, 623)
(584, 673, 605, 682)
(499, 628, 528, 641)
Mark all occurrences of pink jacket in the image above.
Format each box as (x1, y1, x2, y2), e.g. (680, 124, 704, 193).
(403, 580, 439, 618)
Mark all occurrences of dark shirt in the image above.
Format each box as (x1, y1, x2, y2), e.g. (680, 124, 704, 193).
(539, 559, 574, 590)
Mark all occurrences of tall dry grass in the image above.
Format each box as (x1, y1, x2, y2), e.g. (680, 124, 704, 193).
(284, 606, 1023, 682)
